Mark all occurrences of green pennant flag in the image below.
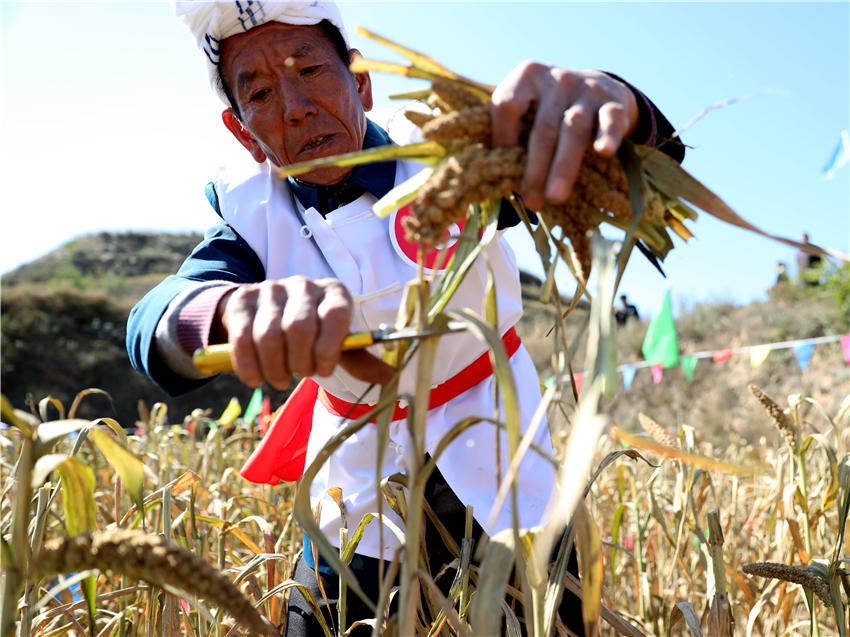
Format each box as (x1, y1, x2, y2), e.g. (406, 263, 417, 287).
(243, 388, 264, 426)
(680, 354, 698, 381)
(642, 289, 679, 368)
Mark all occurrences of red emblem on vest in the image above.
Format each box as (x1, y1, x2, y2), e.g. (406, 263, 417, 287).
(389, 204, 466, 273)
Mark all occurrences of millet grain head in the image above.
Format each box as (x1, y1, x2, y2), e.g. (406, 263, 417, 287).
(748, 384, 799, 454)
(33, 530, 280, 637)
(421, 105, 492, 144)
(430, 80, 485, 112)
(638, 413, 677, 449)
(742, 561, 831, 604)
(404, 82, 635, 280)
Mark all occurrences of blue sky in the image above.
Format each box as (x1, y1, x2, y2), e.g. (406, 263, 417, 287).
(1, 1, 848, 318)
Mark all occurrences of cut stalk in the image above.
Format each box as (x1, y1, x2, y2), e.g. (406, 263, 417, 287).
(398, 278, 437, 637)
(2, 434, 34, 637)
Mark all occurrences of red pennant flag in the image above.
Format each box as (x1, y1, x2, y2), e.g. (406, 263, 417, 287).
(258, 397, 272, 436)
(573, 371, 584, 395)
(713, 349, 734, 363)
(651, 363, 663, 384)
(842, 335, 850, 365)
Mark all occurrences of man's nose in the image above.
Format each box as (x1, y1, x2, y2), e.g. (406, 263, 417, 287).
(283, 88, 317, 124)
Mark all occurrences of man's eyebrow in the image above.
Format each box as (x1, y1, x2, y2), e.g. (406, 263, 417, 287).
(236, 70, 260, 91)
(291, 43, 313, 58)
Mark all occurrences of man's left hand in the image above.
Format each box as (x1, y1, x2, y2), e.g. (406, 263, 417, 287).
(490, 65, 638, 211)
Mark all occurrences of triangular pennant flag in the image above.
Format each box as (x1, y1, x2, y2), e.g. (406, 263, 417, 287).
(258, 397, 272, 436)
(823, 130, 850, 180)
(713, 349, 734, 364)
(841, 335, 850, 365)
(621, 365, 636, 390)
(650, 363, 663, 384)
(749, 345, 771, 368)
(680, 355, 698, 381)
(793, 342, 815, 371)
(219, 397, 241, 426)
(243, 388, 264, 426)
(642, 290, 679, 368)
(573, 372, 584, 395)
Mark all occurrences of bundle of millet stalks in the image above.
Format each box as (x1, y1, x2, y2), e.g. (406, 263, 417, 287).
(404, 80, 637, 278)
(278, 27, 844, 277)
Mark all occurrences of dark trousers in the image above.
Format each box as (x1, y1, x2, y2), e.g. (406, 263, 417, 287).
(284, 463, 584, 636)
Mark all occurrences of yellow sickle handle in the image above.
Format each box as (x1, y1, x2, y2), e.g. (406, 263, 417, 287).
(192, 344, 235, 375)
(193, 332, 377, 375)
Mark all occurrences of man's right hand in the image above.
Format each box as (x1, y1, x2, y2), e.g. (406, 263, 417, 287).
(214, 276, 394, 389)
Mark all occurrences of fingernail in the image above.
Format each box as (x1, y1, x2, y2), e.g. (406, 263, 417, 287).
(546, 177, 569, 203)
(594, 136, 614, 156)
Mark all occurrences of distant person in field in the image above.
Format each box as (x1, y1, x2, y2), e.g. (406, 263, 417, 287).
(796, 232, 823, 286)
(615, 294, 640, 325)
(125, 2, 685, 634)
(767, 261, 790, 295)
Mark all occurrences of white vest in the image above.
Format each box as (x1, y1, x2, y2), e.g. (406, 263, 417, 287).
(214, 139, 558, 559)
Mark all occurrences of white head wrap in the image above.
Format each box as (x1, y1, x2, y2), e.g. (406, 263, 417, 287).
(174, 1, 350, 105)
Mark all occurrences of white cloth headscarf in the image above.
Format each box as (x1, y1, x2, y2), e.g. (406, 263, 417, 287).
(174, 1, 350, 105)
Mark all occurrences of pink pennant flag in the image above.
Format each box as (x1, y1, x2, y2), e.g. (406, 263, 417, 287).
(573, 371, 584, 395)
(651, 363, 663, 384)
(713, 349, 734, 363)
(842, 335, 850, 365)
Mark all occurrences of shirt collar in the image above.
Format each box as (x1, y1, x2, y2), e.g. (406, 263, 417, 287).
(287, 120, 396, 216)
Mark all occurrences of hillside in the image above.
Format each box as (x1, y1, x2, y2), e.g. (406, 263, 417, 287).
(1, 231, 847, 441)
(1, 232, 293, 426)
(515, 272, 849, 444)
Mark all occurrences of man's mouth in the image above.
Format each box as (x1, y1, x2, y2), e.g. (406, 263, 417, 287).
(300, 135, 333, 153)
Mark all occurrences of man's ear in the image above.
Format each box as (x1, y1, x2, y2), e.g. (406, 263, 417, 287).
(222, 109, 267, 163)
(349, 49, 373, 112)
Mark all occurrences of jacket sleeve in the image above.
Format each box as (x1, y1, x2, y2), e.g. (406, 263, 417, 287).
(605, 72, 686, 163)
(126, 217, 266, 396)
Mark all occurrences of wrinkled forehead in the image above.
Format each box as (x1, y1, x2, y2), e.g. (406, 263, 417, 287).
(220, 23, 337, 85)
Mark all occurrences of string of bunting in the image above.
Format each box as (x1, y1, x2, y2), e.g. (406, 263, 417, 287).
(613, 333, 850, 390)
(559, 334, 849, 395)
(227, 336, 849, 420)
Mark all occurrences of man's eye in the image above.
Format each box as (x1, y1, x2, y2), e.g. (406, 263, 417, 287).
(250, 88, 270, 102)
(302, 65, 320, 76)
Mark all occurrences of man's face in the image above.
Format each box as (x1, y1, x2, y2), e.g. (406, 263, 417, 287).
(220, 22, 372, 185)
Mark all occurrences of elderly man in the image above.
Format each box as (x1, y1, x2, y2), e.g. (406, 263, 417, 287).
(127, 2, 684, 634)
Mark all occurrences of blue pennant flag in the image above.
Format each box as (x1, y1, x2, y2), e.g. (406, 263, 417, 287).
(823, 130, 850, 180)
(793, 342, 815, 371)
(621, 365, 636, 390)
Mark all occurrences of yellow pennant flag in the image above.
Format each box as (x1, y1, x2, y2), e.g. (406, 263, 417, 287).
(750, 345, 771, 368)
(219, 397, 242, 426)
